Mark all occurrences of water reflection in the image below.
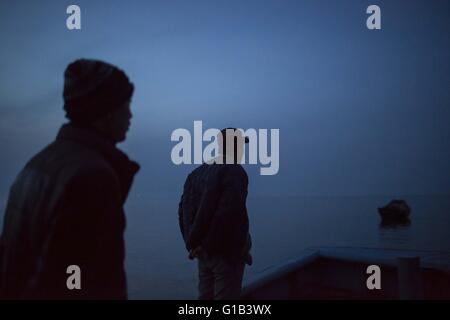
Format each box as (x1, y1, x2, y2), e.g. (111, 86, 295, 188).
(378, 218, 412, 249)
(379, 218, 411, 229)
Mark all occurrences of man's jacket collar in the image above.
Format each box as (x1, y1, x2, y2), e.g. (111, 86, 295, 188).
(56, 123, 140, 200)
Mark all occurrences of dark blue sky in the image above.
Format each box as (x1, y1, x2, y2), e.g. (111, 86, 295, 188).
(0, 0, 449, 199)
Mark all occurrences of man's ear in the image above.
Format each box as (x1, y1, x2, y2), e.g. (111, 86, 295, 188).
(92, 115, 108, 132)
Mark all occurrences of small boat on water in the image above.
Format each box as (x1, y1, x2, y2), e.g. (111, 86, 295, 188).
(242, 247, 450, 300)
(378, 200, 411, 222)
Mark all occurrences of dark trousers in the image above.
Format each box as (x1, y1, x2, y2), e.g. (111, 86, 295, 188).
(197, 255, 245, 300)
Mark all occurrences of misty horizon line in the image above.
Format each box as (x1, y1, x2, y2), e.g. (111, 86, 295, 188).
(125, 192, 450, 199)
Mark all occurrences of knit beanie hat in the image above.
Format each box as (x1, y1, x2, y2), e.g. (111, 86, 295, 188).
(63, 59, 134, 124)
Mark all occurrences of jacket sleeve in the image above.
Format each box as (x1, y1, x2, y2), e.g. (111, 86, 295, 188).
(40, 166, 126, 299)
(201, 166, 248, 255)
(178, 194, 184, 242)
(0, 232, 3, 296)
(186, 172, 222, 251)
(178, 174, 195, 250)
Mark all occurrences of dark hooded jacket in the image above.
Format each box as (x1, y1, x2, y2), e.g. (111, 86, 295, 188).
(178, 161, 251, 262)
(0, 123, 139, 299)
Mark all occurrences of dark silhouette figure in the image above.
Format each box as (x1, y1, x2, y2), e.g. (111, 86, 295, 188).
(178, 128, 252, 300)
(0, 59, 139, 299)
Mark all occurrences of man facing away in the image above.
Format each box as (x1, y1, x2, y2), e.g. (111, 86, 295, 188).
(0, 59, 139, 299)
(178, 128, 252, 300)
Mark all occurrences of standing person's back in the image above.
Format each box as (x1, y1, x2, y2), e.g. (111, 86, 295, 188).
(178, 128, 252, 300)
(0, 59, 138, 299)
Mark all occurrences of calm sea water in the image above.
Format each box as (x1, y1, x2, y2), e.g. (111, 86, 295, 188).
(123, 195, 450, 299)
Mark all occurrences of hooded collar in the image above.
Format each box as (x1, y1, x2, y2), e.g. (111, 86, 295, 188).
(56, 122, 140, 200)
(206, 154, 243, 165)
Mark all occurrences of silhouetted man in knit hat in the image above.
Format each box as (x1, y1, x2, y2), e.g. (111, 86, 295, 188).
(0, 59, 138, 299)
